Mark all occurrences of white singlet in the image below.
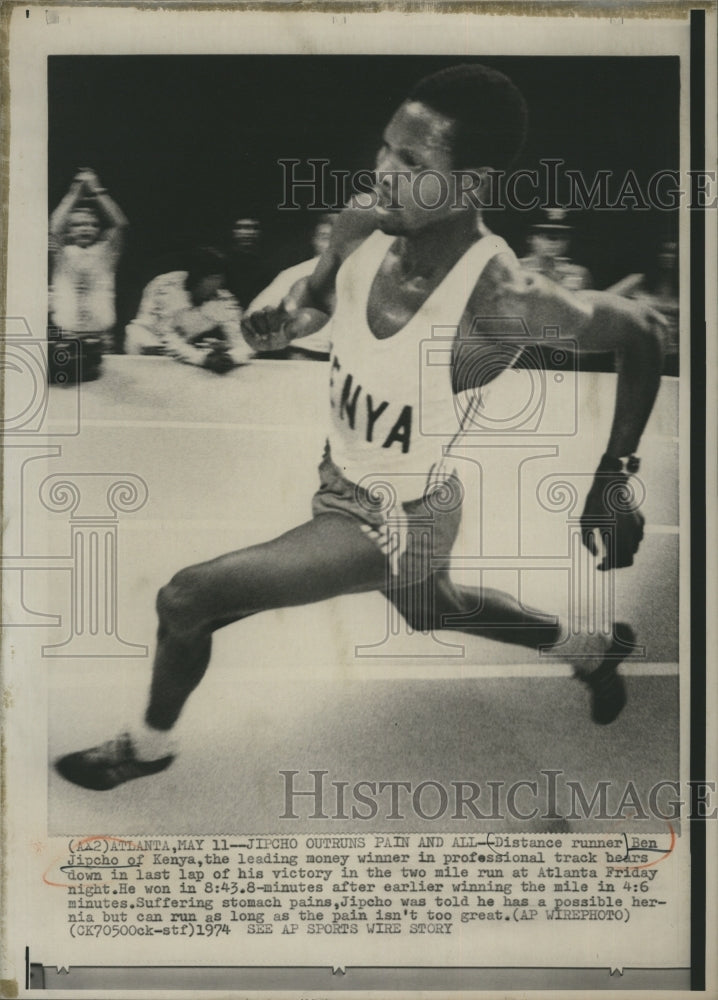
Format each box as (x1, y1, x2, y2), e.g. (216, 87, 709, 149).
(327, 229, 512, 503)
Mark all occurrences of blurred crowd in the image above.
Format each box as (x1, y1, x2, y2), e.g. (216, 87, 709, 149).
(47, 171, 679, 383)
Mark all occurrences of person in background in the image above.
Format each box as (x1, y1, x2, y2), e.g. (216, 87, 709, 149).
(247, 214, 339, 359)
(607, 240, 678, 374)
(124, 247, 249, 373)
(224, 217, 275, 308)
(49, 168, 128, 354)
(520, 209, 592, 291)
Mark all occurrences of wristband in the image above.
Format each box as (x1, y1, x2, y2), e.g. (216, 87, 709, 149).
(599, 453, 640, 475)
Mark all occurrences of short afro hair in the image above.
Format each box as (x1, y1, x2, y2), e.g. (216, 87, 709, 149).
(407, 63, 528, 171)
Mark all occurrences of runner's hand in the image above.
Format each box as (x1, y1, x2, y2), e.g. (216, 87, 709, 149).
(580, 455, 645, 571)
(241, 306, 329, 351)
(241, 307, 291, 351)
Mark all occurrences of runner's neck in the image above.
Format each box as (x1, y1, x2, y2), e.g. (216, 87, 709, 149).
(391, 213, 489, 280)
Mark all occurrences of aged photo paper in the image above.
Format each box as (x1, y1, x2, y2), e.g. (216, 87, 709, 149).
(2, 3, 716, 996)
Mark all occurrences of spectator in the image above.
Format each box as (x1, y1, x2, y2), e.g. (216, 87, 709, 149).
(125, 247, 249, 373)
(49, 168, 128, 353)
(607, 240, 678, 372)
(224, 217, 274, 308)
(247, 215, 338, 359)
(520, 209, 592, 291)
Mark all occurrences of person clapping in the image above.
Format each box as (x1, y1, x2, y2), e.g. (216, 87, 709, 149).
(49, 167, 128, 353)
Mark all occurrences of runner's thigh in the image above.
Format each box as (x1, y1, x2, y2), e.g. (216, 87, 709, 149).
(175, 512, 388, 627)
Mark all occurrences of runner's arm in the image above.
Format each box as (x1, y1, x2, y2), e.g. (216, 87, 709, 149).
(486, 255, 664, 457)
(530, 274, 663, 569)
(240, 207, 375, 352)
(472, 254, 664, 569)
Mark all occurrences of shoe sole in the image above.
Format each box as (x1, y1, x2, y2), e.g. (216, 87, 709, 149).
(55, 751, 174, 791)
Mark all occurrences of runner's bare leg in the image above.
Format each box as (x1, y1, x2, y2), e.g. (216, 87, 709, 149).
(383, 570, 628, 723)
(146, 513, 387, 730)
(55, 513, 622, 789)
(382, 571, 561, 650)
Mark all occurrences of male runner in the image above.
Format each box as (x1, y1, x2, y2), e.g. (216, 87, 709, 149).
(56, 64, 663, 791)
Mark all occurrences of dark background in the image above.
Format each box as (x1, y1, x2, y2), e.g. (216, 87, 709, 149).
(48, 55, 680, 328)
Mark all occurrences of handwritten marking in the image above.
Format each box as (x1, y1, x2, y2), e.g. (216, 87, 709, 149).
(609, 825, 676, 871)
(42, 835, 144, 888)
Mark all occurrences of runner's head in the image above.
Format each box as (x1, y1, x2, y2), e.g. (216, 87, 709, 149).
(408, 64, 528, 173)
(373, 64, 528, 233)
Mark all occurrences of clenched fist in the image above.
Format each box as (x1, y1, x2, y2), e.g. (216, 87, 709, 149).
(580, 454, 645, 571)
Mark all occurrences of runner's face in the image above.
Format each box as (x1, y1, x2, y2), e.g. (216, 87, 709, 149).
(373, 101, 460, 234)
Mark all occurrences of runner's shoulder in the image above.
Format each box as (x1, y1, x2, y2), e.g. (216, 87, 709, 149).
(330, 197, 382, 263)
(470, 248, 565, 315)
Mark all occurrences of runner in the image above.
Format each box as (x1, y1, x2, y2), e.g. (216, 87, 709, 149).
(56, 64, 663, 791)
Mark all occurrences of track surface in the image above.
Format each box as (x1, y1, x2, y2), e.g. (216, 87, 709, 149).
(46, 358, 680, 833)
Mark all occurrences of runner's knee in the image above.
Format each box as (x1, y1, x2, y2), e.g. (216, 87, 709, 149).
(157, 568, 206, 634)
